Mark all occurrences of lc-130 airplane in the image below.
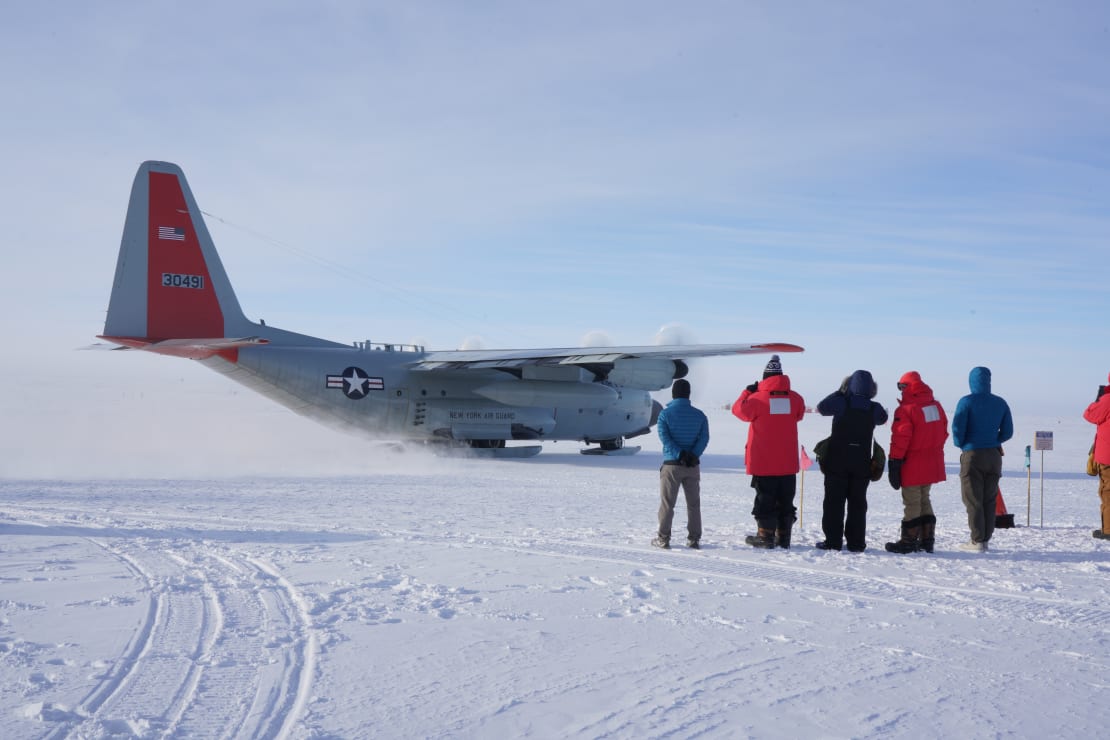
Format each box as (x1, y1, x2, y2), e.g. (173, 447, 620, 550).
(99, 161, 803, 457)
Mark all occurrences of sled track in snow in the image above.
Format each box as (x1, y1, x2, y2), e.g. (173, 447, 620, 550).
(460, 537, 1110, 631)
(8, 518, 317, 740)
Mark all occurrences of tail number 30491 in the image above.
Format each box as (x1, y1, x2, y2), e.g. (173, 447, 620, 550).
(161, 273, 205, 289)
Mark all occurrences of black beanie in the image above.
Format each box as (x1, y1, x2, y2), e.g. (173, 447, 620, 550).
(672, 379, 691, 399)
(763, 355, 783, 379)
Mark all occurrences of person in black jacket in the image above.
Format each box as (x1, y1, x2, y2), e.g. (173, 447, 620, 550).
(815, 370, 888, 552)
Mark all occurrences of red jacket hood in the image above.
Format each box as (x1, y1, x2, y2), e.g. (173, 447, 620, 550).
(899, 371, 922, 385)
(899, 379, 935, 403)
(757, 374, 792, 392)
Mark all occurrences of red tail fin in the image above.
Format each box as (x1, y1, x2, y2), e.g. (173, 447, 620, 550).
(145, 170, 225, 338)
(103, 161, 249, 342)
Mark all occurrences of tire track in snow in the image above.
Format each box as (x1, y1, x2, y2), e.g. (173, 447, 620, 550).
(39, 544, 165, 740)
(245, 557, 318, 740)
(44, 543, 218, 738)
(10, 516, 314, 739)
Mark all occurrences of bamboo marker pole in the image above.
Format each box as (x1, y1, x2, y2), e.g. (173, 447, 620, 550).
(1025, 444, 1032, 527)
(799, 468, 805, 529)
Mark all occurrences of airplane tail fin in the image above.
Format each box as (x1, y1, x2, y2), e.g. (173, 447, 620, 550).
(101, 161, 256, 355)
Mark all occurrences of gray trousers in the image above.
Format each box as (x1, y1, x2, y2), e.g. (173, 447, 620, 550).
(959, 448, 1002, 544)
(658, 464, 702, 541)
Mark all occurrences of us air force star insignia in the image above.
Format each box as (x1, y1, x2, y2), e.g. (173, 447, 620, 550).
(325, 367, 384, 399)
(342, 367, 370, 399)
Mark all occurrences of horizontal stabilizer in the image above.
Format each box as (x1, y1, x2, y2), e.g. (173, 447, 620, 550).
(97, 335, 270, 360)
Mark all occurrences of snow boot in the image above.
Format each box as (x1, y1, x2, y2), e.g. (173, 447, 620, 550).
(774, 526, 792, 549)
(745, 528, 776, 549)
(1093, 530, 1110, 540)
(651, 535, 671, 549)
(920, 515, 937, 553)
(884, 517, 922, 554)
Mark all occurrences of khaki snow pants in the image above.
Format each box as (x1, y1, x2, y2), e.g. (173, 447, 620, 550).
(1099, 464, 1110, 535)
(900, 484, 934, 520)
(658, 464, 702, 541)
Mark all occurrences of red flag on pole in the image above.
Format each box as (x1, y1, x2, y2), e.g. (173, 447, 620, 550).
(800, 445, 813, 471)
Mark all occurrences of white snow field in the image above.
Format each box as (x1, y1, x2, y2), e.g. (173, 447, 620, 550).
(2, 410, 1108, 738)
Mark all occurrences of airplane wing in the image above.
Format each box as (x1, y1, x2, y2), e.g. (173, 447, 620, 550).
(412, 342, 803, 371)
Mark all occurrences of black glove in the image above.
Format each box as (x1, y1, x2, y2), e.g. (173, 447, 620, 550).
(678, 450, 700, 467)
(746, 382, 759, 393)
(1099, 385, 1107, 400)
(888, 458, 903, 490)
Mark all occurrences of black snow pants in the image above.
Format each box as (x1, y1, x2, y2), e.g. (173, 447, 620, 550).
(751, 474, 797, 532)
(821, 471, 871, 551)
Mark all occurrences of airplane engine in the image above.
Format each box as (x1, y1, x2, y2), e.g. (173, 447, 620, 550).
(473, 379, 619, 407)
(605, 358, 687, 390)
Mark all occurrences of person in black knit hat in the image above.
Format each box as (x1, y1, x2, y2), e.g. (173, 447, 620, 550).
(762, 355, 782, 379)
(732, 354, 806, 549)
(653, 379, 710, 549)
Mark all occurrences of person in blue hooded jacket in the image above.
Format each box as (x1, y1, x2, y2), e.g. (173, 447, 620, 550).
(653, 379, 710, 549)
(952, 366, 1013, 552)
(814, 370, 888, 552)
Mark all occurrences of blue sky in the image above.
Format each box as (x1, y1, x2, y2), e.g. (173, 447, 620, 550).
(2, 1, 1108, 464)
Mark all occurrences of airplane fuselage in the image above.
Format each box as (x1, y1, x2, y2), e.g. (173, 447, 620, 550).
(203, 342, 657, 446)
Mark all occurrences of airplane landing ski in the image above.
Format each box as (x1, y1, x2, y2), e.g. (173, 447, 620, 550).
(579, 445, 642, 456)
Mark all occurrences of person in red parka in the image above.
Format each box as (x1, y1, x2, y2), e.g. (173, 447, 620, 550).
(885, 371, 949, 553)
(1083, 374, 1110, 540)
(732, 355, 807, 549)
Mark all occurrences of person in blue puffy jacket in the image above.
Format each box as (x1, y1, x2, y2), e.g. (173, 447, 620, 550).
(951, 366, 1013, 552)
(653, 379, 710, 550)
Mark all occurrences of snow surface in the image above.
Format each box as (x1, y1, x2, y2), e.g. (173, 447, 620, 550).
(2, 409, 1108, 738)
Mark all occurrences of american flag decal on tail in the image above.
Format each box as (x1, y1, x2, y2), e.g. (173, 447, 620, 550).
(158, 225, 186, 241)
